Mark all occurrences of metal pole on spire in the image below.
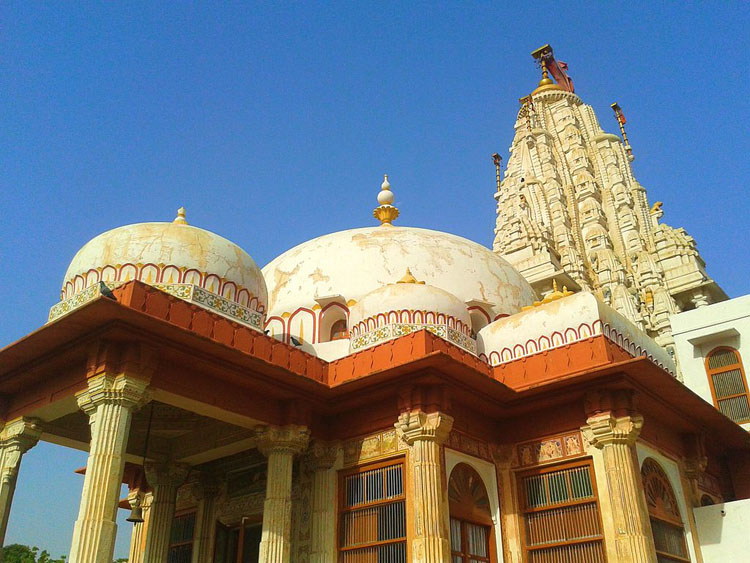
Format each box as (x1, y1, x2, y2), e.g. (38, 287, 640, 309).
(611, 102, 635, 162)
(492, 153, 502, 193)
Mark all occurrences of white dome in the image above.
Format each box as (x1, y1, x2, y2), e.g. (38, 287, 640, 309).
(349, 281, 471, 330)
(62, 212, 267, 314)
(348, 279, 474, 352)
(263, 226, 535, 322)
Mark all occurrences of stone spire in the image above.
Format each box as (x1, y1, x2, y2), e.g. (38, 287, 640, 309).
(492, 46, 726, 357)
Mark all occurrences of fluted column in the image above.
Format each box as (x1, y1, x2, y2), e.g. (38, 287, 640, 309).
(256, 425, 310, 563)
(307, 441, 339, 563)
(69, 374, 149, 563)
(127, 491, 152, 563)
(191, 475, 221, 563)
(0, 418, 42, 548)
(582, 413, 656, 563)
(395, 411, 454, 563)
(143, 462, 190, 563)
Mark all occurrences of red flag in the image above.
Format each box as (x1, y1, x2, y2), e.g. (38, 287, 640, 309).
(547, 58, 575, 93)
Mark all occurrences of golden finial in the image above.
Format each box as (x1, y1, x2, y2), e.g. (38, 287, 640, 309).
(523, 279, 575, 309)
(373, 174, 400, 226)
(173, 206, 188, 225)
(611, 102, 635, 161)
(531, 44, 562, 95)
(396, 268, 425, 284)
(492, 153, 502, 192)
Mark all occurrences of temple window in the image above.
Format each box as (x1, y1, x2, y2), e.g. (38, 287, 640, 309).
(641, 458, 689, 562)
(339, 460, 406, 562)
(168, 511, 196, 563)
(705, 347, 750, 423)
(330, 318, 349, 341)
(518, 460, 605, 562)
(449, 463, 493, 563)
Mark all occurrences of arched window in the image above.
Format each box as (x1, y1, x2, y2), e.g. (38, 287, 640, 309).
(330, 318, 348, 341)
(641, 458, 689, 562)
(705, 347, 750, 424)
(449, 463, 494, 563)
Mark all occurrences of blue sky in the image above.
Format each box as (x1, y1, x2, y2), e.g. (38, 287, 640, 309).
(2, 2, 749, 558)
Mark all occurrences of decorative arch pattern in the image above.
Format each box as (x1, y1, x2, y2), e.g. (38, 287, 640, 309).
(641, 458, 689, 562)
(449, 463, 493, 562)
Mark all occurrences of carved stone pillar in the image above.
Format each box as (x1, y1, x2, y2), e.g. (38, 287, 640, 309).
(491, 444, 521, 563)
(0, 418, 42, 547)
(395, 411, 454, 563)
(191, 475, 221, 563)
(127, 491, 152, 563)
(256, 425, 310, 563)
(307, 441, 339, 563)
(143, 462, 190, 563)
(69, 374, 149, 563)
(582, 413, 656, 563)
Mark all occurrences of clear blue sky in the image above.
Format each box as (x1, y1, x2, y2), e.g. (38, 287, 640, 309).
(2, 2, 748, 558)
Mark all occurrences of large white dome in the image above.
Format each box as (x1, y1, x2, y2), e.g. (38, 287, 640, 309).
(262, 225, 535, 323)
(61, 209, 268, 314)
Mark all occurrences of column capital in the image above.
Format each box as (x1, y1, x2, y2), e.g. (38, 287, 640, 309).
(0, 418, 42, 484)
(305, 440, 339, 471)
(0, 417, 42, 450)
(395, 410, 453, 446)
(255, 424, 310, 457)
(144, 461, 190, 488)
(582, 413, 643, 449)
(76, 373, 150, 415)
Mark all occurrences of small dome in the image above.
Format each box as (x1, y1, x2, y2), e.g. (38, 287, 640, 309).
(58, 209, 267, 328)
(349, 275, 474, 352)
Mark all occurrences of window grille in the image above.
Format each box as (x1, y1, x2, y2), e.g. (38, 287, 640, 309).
(519, 461, 605, 563)
(706, 348, 750, 423)
(448, 463, 492, 562)
(641, 458, 689, 563)
(167, 512, 196, 563)
(339, 461, 406, 562)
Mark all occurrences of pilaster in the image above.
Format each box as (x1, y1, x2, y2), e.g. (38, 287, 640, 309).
(143, 462, 190, 563)
(490, 444, 522, 563)
(306, 441, 339, 563)
(395, 411, 453, 563)
(582, 412, 656, 563)
(191, 475, 221, 563)
(0, 418, 42, 547)
(256, 425, 310, 563)
(69, 374, 149, 563)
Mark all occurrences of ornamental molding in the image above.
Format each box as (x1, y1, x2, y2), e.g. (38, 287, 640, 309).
(76, 374, 150, 415)
(343, 428, 404, 467)
(484, 318, 674, 375)
(255, 424, 310, 457)
(61, 262, 264, 313)
(351, 322, 476, 354)
(395, 411, 454, 446)
(581, 413, 643, 448)
(49, 281, 264, 331)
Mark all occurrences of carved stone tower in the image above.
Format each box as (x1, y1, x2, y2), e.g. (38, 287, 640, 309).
(493, 46, 726, 356)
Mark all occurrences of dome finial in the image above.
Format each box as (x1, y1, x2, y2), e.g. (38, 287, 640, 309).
(373, 174, 399, 227)
(173, 207, 188, 225)
(396, 267, 425, 284)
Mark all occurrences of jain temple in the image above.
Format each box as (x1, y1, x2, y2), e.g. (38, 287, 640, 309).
(1, 46, 749, 563)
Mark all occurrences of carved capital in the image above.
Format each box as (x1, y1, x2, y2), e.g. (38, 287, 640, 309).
(255, 424, 310, 457)
(144, 461, 190, 488)
(0, 418, 42, 483)
(305, 440, 339, 470)
(76, 373, 150, 415)
(395, 411, 454, 446)
(582, 413, 643, 448)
